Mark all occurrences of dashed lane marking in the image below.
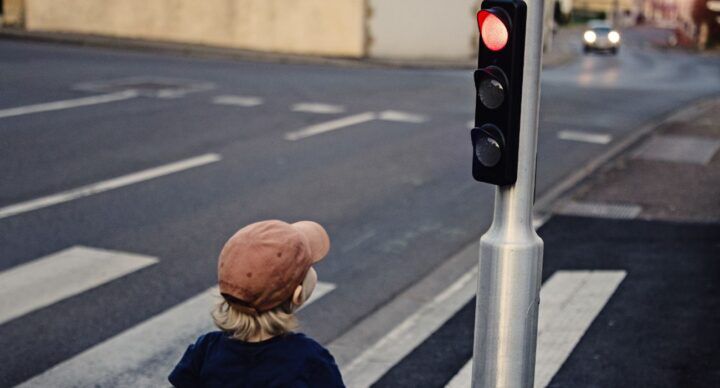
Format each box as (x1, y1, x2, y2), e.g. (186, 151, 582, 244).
(557, 130, 612, 144)
(446, 270, 627, 388)
(212, 95, 264, 107)
(17, 282, 335, 387)
(291, 103, 346, 114)
(0, 91, 139, 119)
(377, 110, 427, 123)
(0, 246, 158, 326)
(0, 153, 221, 220)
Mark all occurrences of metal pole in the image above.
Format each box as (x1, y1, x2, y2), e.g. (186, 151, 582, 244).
(471, 0, 545, 386)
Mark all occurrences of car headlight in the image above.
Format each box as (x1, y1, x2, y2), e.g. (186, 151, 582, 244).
(584, 30, 597, 43)
(608, 31, 620, 44)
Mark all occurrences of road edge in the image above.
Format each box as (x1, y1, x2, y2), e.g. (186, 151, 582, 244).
(0, 28, 576, 70)
(533, 95, 720, 216)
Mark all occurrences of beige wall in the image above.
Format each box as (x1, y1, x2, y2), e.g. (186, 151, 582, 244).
(2, 0, 25, 26)
(367, 0, 557, 60)
(367, 0, 481, 60)
(20, 0, 560, 61)
(24, 0, 366, 57)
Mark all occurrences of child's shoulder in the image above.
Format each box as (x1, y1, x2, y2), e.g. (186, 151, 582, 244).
(189, 330, 225, 353)
(196, 330, 224, 344)
(284, 333, 335, 360)
(286, 333, 344, 386)
(197, 331, 319, 348)
(192, 331, 331, 359)
(285, 332, 326, 350)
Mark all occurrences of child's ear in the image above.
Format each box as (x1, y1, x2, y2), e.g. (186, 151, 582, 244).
(292, 267, 318, 308)
(292, 285, 304, 307)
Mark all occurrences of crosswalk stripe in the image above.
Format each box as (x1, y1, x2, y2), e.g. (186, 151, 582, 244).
(17, 282, 335, 387)
(0, 246, 158, 326)
(341, 270, 477, 387)
(446, 270, 626, 388)
(0, 153, 221, 220)
(212, 95, 264, 107)
(291, 103, 346, 114)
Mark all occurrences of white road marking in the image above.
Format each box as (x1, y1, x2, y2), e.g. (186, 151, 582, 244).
(284, 112, 377, 141)
(446, 270, 626, 388)
(285, 110, 427, 141)
(534, 270, 626, 387)
(0, 246, 157, 326)
(17, 282, 336, 387)
(557, 201, 642, 219)
(0, 153, 221, 220)
(557, 130, 612, 144)
(341, 270, 477, 387)
(155, 90, 186, 99)
(445, 358, 473, 388)
(74, 76, 215, 97)
(212, 95, 264, 107)
(291, 103, 346, 114)
(0, 91, 139, 119)
(378, 110, 427, 123)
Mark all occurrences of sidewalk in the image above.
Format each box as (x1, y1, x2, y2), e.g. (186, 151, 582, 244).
(538, 97, 720, 387)
(370, 96, 720, 387)
(557, 97, 720, 222)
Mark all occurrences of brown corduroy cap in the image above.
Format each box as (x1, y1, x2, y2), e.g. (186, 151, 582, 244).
(218, 220, 330, 313)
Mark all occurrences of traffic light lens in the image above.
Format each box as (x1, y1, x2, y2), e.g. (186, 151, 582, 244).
(478, 77, 505, 109)
(475, 135, 502, 167)
(479, 12, 508, 51)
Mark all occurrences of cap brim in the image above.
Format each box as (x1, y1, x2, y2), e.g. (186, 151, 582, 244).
(292, 221, 330, 263)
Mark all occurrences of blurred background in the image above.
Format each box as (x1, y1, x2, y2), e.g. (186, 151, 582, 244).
(1, 0, 718, 59)
(0, 1, 719, 387)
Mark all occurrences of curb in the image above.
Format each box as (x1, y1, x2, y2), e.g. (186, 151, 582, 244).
(0, 28, 578, 70)
(533, 94, 720, 218)
(0, 28, 379, 69)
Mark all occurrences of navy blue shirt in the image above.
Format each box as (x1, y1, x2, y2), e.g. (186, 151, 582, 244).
(169, 331, 345, 387)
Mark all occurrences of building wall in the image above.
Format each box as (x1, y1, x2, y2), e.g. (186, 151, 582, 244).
(367, 0, 481, 60)
(19, 0, 561, 61)
(2, 0, 25, 26)
(368, 0, 558, 60)
(24, 0, 366, 57)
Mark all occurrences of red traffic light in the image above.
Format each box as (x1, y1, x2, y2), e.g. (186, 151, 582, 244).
(472, 0, 526, 186)
(477, 9, 510, 51)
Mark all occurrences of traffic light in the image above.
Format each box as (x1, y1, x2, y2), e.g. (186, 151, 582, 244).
(471, 0, 527, 185)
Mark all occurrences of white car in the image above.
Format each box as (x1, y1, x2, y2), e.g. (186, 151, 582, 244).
(583, 21, 621, 54)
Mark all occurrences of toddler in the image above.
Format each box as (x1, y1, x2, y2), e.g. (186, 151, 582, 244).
(169, 220, 345, 387)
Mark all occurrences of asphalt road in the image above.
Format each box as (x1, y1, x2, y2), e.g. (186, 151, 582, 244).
(376, 216, 720, 387)
(1, 26, 718, 386)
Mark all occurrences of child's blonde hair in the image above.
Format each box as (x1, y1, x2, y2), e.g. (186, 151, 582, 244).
(212, 298, 298, 341)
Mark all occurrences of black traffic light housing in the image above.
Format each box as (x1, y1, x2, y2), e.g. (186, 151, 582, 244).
(471, 0, 527, 186)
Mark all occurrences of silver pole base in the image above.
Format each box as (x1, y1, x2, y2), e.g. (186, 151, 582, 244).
(471, 229, 543, 388)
